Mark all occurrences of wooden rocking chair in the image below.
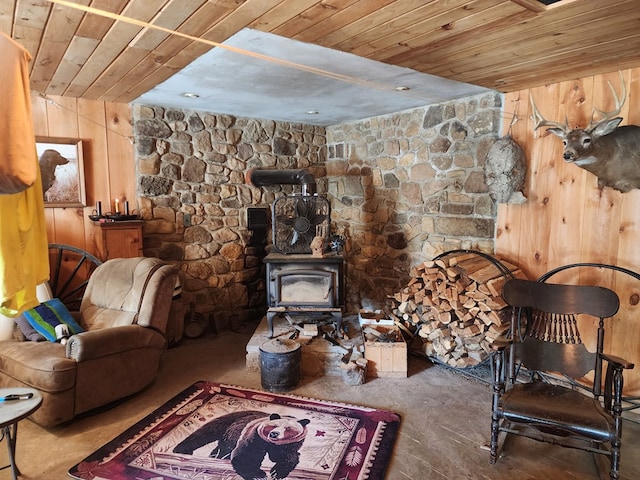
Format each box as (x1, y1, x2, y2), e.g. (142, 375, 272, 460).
(490, 279, 634, 480)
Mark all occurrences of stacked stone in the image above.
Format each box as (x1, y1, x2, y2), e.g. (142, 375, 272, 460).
(325, 92, 501, 310)
(133, 105, 326, 330)
(131, 92, 503, 330)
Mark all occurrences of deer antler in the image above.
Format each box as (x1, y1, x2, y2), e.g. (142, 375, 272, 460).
(529, 94, 568, 133)
(588, 70, 627, 128)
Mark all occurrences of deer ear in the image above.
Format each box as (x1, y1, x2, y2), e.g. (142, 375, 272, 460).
(546, 127, 565, 138)
(589, 117, 623, 136)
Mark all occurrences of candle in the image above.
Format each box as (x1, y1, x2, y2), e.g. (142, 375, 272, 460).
(124, 201, 130, 215)
(96, 201, 102, 216)
(114, 198, 119, 214)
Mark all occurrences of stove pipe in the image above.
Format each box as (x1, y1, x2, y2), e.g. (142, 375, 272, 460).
(245, 168, 316, 195)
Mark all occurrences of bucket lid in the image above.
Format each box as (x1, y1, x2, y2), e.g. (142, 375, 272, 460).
(260, 338, 301, 354)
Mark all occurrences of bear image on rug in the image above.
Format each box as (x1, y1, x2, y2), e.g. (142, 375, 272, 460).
(68, 382, 400, 480)
(173, 410, 310, 480)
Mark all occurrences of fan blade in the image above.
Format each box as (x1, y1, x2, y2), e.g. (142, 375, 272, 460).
(276, 214, 296, 227)
(309, 214, 328, 227)
(290, 230, 299, 245)
(295, 197, 313, 217)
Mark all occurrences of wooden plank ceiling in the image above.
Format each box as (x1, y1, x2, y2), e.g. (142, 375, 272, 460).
(1, 0, 640, 104)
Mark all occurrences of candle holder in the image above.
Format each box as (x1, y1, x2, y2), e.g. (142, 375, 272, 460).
(104, 213, 140, 221)
(89, 201, 140, 222)
(89, 201, 105, 221)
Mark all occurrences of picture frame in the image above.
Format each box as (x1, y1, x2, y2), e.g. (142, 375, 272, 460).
(36, 136, 86, 208)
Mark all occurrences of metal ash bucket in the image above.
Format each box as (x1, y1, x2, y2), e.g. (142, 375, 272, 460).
(259, 338, 301, 392)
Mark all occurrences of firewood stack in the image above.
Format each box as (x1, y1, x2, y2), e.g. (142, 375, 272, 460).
(387, 252, 526, 368)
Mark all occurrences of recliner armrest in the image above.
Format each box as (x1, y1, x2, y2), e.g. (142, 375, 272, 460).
(65, 325, 166, 362)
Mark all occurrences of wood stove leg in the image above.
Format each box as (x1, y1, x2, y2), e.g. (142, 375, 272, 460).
(331, 312, 343, 338)
(267, 311, 277, 338)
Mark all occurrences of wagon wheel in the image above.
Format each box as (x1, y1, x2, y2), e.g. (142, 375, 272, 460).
(48, 243, 102, 311)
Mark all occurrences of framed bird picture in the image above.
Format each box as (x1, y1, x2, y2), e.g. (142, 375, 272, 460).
(35, 137, 86, 208)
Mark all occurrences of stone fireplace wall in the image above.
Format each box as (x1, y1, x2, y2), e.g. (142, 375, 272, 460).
(326, 92, 501, 311)
(132, 105, 327, 329)
(132, 92, 501, 326)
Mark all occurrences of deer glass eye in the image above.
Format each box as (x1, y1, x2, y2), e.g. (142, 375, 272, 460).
(583, 138, 591, 145)
(562, 140, 567, 146)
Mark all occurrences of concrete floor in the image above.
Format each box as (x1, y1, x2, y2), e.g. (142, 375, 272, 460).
(4, 319, 640, 480)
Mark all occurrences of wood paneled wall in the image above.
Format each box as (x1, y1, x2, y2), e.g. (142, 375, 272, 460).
(33, 74, 640, 393)
(496, 67, 640, 393)
(32, 94, 135, 256)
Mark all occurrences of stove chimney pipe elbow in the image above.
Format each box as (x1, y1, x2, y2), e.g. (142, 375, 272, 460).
(245, 168, 317, 195)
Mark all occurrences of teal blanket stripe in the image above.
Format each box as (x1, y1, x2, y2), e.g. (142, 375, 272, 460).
(24, 298, 83, 341)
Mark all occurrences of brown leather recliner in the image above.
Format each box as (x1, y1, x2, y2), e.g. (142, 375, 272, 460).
(0, 257, 179, 427)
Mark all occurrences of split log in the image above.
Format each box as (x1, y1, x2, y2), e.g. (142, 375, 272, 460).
(387, 252, 526, 368)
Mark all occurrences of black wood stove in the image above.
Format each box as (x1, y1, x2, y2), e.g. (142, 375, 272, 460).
(246, 168, 345, 338)
(264, 253, 345, 338)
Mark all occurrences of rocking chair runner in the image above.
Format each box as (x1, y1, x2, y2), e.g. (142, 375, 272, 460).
(490, 279, 634, 480)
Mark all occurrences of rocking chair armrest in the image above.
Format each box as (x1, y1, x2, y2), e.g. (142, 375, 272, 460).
(600, 352, 635, 370)
(490, 337, 512, 351)
(603, 353, 632, 411)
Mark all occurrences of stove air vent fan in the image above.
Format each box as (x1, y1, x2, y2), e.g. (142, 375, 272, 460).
(272, 195, 330, 254)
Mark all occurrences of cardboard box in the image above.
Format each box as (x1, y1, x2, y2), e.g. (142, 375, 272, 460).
(360, 311, 407, 378)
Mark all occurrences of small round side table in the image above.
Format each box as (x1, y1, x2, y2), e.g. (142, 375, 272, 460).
(0, 388, 42, 480)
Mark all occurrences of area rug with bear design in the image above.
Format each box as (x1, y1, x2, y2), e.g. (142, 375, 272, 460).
(68, 381, 401, 480)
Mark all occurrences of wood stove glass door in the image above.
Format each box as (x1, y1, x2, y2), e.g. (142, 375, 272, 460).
(276, 270, 335, 307)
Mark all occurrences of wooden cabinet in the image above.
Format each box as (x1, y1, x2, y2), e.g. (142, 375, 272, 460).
(93, 220, 143, 260)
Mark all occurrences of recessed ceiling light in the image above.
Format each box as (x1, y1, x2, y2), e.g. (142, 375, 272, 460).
(395, 86, 410, 91)
(182, 92, 200, 98)
(306, 110, 319, 115)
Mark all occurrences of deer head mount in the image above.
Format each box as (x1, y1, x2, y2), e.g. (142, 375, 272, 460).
(530, 72, 640, 193)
